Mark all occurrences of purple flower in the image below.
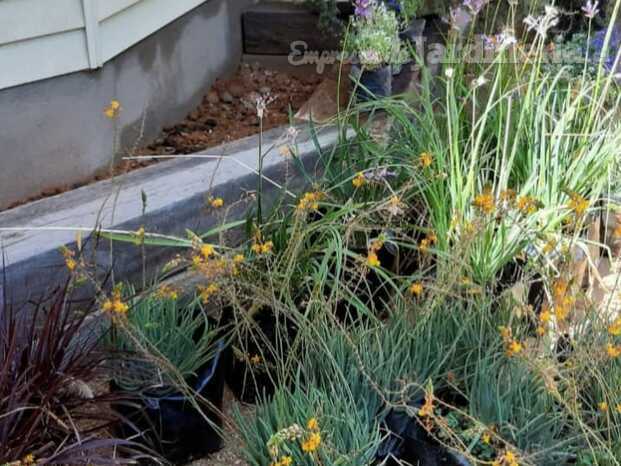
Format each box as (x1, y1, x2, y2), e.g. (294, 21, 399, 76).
(355, 0, 373, 19)
(463, 0, 489, 15)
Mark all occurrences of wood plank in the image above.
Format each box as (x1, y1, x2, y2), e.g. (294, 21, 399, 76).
(243, 2, 343, 55)
(0, 125, 347, 306)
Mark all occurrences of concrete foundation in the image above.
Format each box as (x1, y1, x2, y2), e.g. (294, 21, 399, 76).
(0, 0, 252, 210)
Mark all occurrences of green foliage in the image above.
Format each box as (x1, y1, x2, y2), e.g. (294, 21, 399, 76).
(110, 290, 218, 395)
(305, 0, 340, 35)
(345, 2, 404, 68)
(236, 384, 383, 466)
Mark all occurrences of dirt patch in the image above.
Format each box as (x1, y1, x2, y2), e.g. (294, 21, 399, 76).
(136, 63, 321, 156)
(2, 64, 319, 212)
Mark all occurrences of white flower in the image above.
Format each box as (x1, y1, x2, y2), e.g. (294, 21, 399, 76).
(498, 30, 517, 49)
(523, 6, 559, 39)
(445, 67, 455, 79)
(359, 49, 382, 66)
(582, 0, 600, 19)
(472, 75, 488, 88)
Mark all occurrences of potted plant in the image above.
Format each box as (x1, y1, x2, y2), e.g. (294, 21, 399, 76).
(0, 284, 148, 464)
(384, 0, 426, 46)
(347, 0, 404, 100)
(108, 287, 227, 463)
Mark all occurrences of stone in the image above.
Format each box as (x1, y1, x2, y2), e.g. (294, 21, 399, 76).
(227, 80, 246, 98)
(206, 90, 220, 105)
(220, 90, 234, 103)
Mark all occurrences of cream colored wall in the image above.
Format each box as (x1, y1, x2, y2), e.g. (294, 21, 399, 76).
(0, 0, 213, 90)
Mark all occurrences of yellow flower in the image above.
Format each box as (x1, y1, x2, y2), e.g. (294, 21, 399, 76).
(482, 432, 492, 445)
(418, 392, 434, 417)
(552, 279, 568, 300)
(494, 450, 520, 466)
(540, 308, 552, 324)
(367, 251, 381, 268)
(280, 457, 293, 466)
(352, 172, 366, 188)
(233, 254, 245, 264)
(61, 246, 78, 272)
(250, 354, 262, 365)
(261, 241, 274, 254)
(608, 317, 621, 336)
(554, 303, 570, 321)
(499, 326, 512, 340)
(567, 193, 589, 217)
(104, 100, 121, 119)
(616, 404, 621, 414)
(307, 417, 319, 431)
(419, 238, 431, 254)
(252, 238, 274, 255)
(201, 244, 216, 258)
(409, 282, 424, 297)
(606, 343, 621, 359)
(506, 339, 523, 357)
(65, 258, 77, 271)
(297, 192, 323, 211)
(301, 432, 321, 453)
(156, 285, 178, 301)
(543, 239, 557, 254)
(112, 300, 129, 314)
(199, 284, 219, 304)
(503, 451, 519, 466)
(473, 191, 495, 214)
(419, 152, 433, 168)
(599, 401, 609, 412)
(23, 454, 35, 465)
(516, 195, 539, 214)
(614, 224, 621, 238)
(210, 197, 224, 208)
(500, 189, 517, 205)
(103, 289, 129, 315)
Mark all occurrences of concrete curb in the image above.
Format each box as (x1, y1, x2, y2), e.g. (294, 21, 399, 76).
(0, 124, 346, 305)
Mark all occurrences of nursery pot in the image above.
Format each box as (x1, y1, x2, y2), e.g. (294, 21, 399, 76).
(399, 18, 427, 49)
(351, 64, 392, 101)
(377, 407, 470, 466)
(111, 341, 227, 464)
(224, 307, 297, 404)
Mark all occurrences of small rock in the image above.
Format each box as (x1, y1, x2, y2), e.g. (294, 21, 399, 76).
(220, 91, 234, 103)
(206, 90, 220, 105)
(275, 74, 291, 86)
(228, 80, 246, 98)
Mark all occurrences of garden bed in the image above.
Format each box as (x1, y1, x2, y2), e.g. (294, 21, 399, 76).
(1, 64, 321, 213)
(3, 3, 621, 466)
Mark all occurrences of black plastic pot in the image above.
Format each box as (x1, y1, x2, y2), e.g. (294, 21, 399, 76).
(111, 341, 227, 464)
(225, 308, 297, 404)
(376, 408, 470, 466)
(399, 18, 427, 47)
(352, 64, 392, 101)
(331, 243, 399, 323)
